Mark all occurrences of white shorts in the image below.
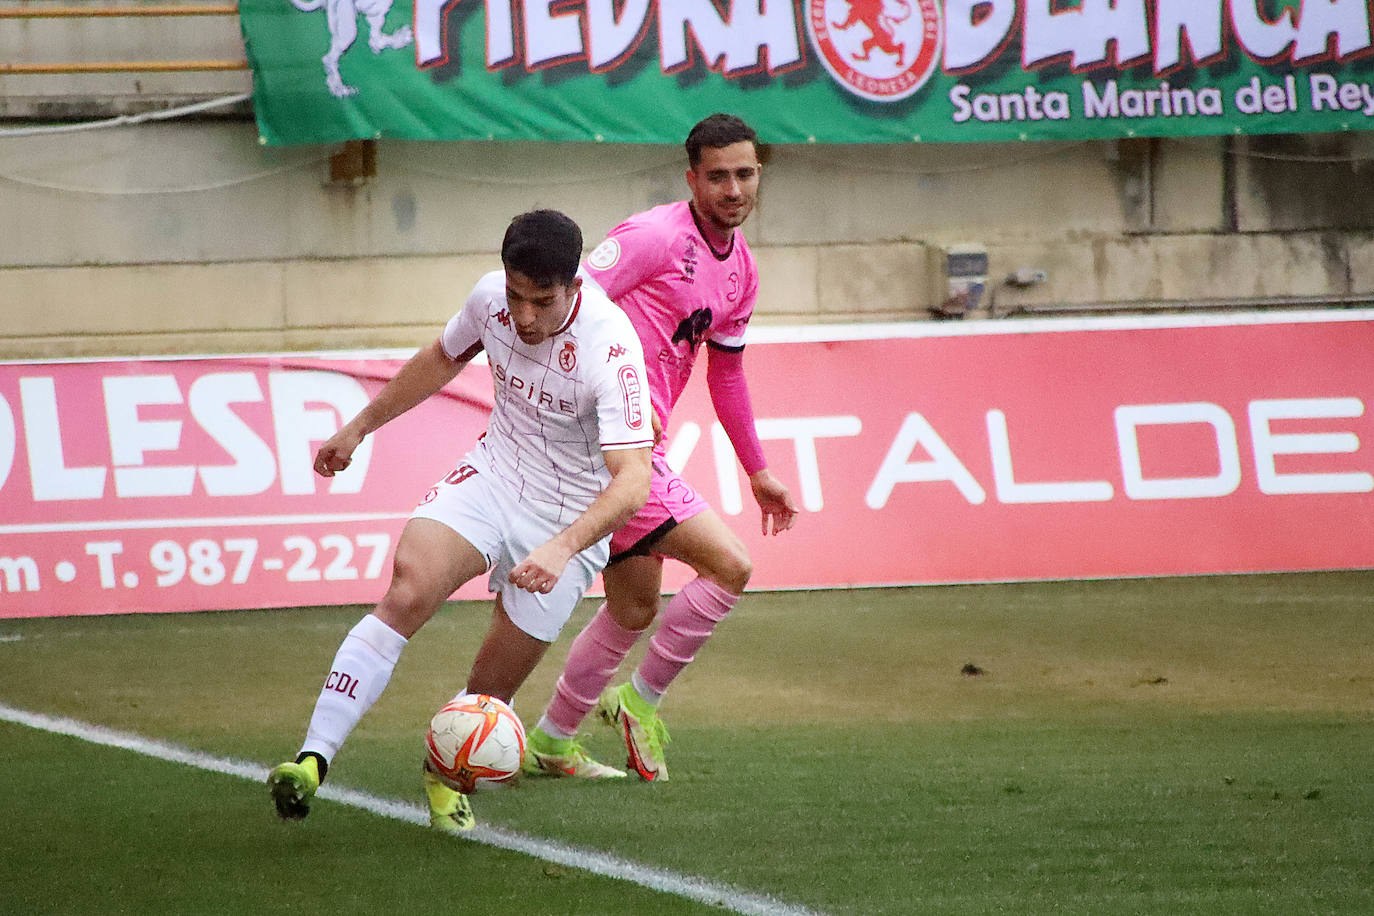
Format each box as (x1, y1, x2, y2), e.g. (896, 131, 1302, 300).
(410, 452, 609, 642)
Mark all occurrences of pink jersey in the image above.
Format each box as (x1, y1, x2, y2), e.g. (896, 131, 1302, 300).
(583, 201, 758, 430)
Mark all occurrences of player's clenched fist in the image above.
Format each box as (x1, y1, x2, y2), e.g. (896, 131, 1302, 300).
(509, 541, 573, 594)
(508, 562, 554, 594)
(314, 428, 362, 477)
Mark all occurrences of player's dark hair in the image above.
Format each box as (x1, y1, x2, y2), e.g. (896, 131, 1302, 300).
(685, 113, 758, 168)
(501, 209, 583, 286)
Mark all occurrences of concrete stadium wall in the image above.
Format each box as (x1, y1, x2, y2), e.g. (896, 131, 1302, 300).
(4, 109, 1374, 359)
(4, 6, 1374, 358)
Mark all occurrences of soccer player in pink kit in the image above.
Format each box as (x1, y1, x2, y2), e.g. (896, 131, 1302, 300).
(522, 114, 799, 781)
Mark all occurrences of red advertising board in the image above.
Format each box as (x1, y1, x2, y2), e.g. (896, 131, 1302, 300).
(3, 311, 1373, 619)
(0, 353, 495, 617)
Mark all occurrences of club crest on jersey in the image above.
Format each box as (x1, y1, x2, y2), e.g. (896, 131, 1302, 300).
(559, 342, 577, 372)
(618, 365, 645, 429)
(587, 238, 621, 271)
(680, 237, 698, 284)
(806, 0, 941, 103)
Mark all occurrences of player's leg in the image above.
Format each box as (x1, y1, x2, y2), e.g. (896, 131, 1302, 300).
(636, 507, 750, 698)
(523, 458, 681, 777)
(522, 555, 662, 778)
(598, 509, 751, 781)
(303, 519, 486, 755)
(539, 555, 662, 735)
(269, 518, 487, 820)
(426, 593, 549, 834)
(466, 593, 552, 701)
(434, 519, 613, 829)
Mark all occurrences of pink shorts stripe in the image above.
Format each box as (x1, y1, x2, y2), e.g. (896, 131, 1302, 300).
(608, 455, 710, 561)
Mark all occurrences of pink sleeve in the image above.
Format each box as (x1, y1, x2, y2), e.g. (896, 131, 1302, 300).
(585, 220, 667, 301)
(706, 346, 767, 475)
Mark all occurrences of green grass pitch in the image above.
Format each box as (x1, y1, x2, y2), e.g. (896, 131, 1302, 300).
(1, 571, 1371, 915)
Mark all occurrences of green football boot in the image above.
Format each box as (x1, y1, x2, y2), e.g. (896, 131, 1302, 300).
(267, 756, 322, 820)
(596, 683, 671, 782)
(424, 763, 476, 834)
(521, 727, 627, 779)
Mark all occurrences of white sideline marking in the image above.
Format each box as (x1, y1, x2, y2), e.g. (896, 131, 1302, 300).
(0, 702, 826, 916)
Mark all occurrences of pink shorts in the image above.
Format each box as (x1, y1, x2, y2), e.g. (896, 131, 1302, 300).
(608, 453, 710, 563)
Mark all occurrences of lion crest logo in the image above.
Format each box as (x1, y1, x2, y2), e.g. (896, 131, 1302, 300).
(806, 0, 942, 103)
(559, 342, 578, 372)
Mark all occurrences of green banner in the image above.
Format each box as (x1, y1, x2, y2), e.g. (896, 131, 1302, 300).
(241, 0, 1374, 146)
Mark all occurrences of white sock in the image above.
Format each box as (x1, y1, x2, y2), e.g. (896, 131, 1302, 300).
(631, 671, 663, 708)
(535, 715, 576, 741)
(300, 614, 407, 762)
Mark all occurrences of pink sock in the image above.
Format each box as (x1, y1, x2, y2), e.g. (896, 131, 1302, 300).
(543, 604, 642, 736)
(638, 577, 738, 695)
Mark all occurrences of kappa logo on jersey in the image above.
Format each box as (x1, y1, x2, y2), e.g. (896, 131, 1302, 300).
(606, 344, 628, 361)
(618, 365, 645, 429)
(495, 309, 512, 328)
(559, 342, 577, 372)
(671, 307, 713, 351)
(806, 0, 941, 103)
(587, 238, 621, 271)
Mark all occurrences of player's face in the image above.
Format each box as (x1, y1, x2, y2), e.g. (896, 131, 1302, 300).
(505, 270, 580, 345)
(686, 140, 760, 242)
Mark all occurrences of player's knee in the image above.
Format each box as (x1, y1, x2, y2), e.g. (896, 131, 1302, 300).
(607, 596, 658, 632)
(376, 557, 439, 634)
(709, 543, 752, 595)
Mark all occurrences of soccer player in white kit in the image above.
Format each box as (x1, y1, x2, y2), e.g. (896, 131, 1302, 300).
(267, 210, 653, 832)
(521, 115, 799, 782)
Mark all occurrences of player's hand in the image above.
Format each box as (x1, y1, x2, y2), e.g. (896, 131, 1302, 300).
(314, 428, 363, 478)
(509, 542, 572, 594)
(750, 469, 798, 536)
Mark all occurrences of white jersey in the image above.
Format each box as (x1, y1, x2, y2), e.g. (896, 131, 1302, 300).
(440, 269, 653, 525)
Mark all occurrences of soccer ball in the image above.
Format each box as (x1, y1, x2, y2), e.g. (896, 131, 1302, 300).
(424, 693, 527, 793)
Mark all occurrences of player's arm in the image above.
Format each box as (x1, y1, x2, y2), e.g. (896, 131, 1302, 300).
(706, 345, 798, 535)
(508, 445, 652, 594)
(314, 339, 468, 477)
(584, 219, 668, 301)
